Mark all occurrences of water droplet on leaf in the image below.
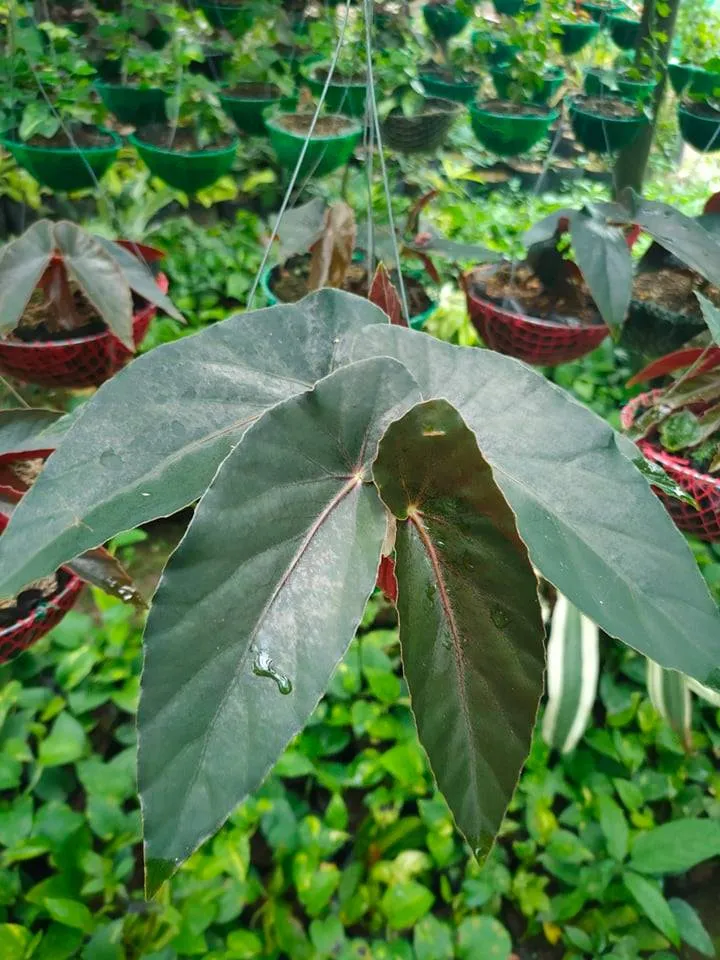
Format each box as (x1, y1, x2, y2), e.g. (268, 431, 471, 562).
(490, 605, 511, 629)
(252, 651, 293, 694)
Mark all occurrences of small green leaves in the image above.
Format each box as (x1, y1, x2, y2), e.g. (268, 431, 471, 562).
(373, 399, 545, 857)
(139, 357, 421, 893)
(629, 818, 720, 874)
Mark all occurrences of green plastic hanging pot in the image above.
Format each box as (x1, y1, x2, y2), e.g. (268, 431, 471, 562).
(219, 84, 284, 135)
(301, 64, 367, 118)
(583, 70, 655, 101)
(469, 101, 559, 156)
(381, 98, 461, 153)
(422, 3, 469, 39)
(95, 83, 168, 126)
(491, 65, 565, 105)
(492, 0, 539, 14)
(266, 113, 362, 177)
(555, 20, 600, 54)
(678, 102, 720, 152)
(261, 263, 434, 331)
(607, 13, 641, 50)
(668, 62, 701, 94)
(580, 0, 626, 22)
(688, 66, 720, 98)
(129, 134, 238, 192)
(472, 30, 519, 65)
(569, 96, 647, 152)
(0, 128, 121, 192)
(196, 0, 253, 33)
(419, 71, 478, 103)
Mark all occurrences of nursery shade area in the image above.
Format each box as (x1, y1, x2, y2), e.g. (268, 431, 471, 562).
(3, 0, 720, 957)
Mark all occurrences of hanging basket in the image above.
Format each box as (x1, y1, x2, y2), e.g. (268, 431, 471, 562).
(469, 100, 559, 157)
(492, 0, 539, 15)
(621, 392, 720, 541)
(464, 265, 608, 365)
(0, 128, 121, 192)
(219, 84, 283, 134)
(556, 20, 600, 54)
(0, 515, 83, 665)
(381, 98, 460, 154)
(266, 113, 362, 177)
(668, 62, 703, 95)
(422, 3, 469, 39)
(583, 70, 655, 102)
(129, 134, 238, 192)
(195, 0, 254, 34)
(491, 65, 565, 105)
(419, 71, 479, 104)
(579, 0, 625, 22)
(607, 13, 641, 49)
(687, 67, 720, 98)
(301, 65, 367, 118)
(95, 83, 168, 126)
(261, 264, 435, 332)
(569, 96, 647, 152)
(472, 30, 520, 66)
(678, 102, 720, 152)
(0, 274, 168, 389)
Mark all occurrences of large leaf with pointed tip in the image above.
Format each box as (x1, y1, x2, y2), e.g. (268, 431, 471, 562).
(341, 326, 720, 689)
(94, 237, 184, 323)
(373, 399, 544, 856)
(0, 220, 55, 335)
(53, 222, 134, 351)
(0, 409, 64, 459)
(569, 211, 631, 332)
(0, 291, 388, 598)
(139, 357, 421, 893)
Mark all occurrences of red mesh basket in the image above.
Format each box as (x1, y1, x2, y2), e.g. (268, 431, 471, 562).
(464, 268, 608, 366)
(0, 512, 83, 663)
(622, 391, 720, 541)
(0, 273, 168, 390)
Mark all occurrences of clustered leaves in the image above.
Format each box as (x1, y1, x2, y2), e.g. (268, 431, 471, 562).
(0, 289, 718, 897)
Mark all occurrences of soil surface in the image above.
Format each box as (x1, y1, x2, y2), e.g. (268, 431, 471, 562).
(574, 96, 639, 118)
(632, 267, 720, 318)
(314, 68, 367, 85)
(0, 570, 64, 628)
(222, 83, 280, 99)
(276, 114, 354, 135)
(14, 287, 104, 342)
(27, 127, 114, 149)
(478, 99, 553, 118)
(475, 262, 603, 327)
(272, 255, 432, 316)
(682, 100, 720, 119)
(136, 126, 235, 151)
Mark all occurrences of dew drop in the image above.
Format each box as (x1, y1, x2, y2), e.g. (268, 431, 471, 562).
(490, 605, 512, 629)
(252, 651, 293, 694)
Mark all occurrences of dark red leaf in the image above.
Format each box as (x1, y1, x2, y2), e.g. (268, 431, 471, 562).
(406, 189, 439, 236)
(627, 347, 720, 386)
(369, 263, 406, 327)
(704, 192, 720, 216)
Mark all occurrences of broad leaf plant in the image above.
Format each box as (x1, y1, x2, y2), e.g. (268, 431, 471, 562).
(0, 288, 718, 895)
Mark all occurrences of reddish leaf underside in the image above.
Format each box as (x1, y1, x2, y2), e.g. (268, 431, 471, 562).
(368, 263, 406, 327)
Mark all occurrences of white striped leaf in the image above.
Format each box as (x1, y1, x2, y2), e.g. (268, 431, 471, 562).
(542, 595, 600, 754)
(647, 660, 693, 748)
(688, 677, 720, 707)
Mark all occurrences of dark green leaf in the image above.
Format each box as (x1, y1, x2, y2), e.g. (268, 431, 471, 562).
(380, 881, 434, 930)
(569, 211, 632, 332)
(38, 714, 87, 768)
(373, 399, 544, 857)
(0, 221, 55, 336)
(0, 409, 63, 459)
(138, 357, 421, 893)
(668, 898, 716, 957)
(342, 325, 720, 689)
(53, 223, 134, 351)
(630, 819, 720, 874)
(623, 872, 679, 946)
(95, 238, 183, 322)
(457, 916, 513, 959)
(0, 290, 387, 598)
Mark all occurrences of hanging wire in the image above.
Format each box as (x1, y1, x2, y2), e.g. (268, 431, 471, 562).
(362, 0, 410, 324)
(246, 0, 354, 309)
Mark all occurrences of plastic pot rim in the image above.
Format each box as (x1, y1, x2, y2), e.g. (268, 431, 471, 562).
(128, 133, 239, 159)
(0, 126, 123, 156)
(265, 113, 362, 142)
